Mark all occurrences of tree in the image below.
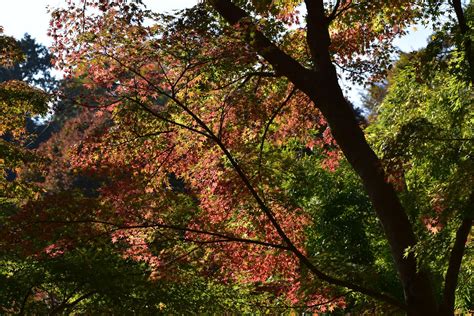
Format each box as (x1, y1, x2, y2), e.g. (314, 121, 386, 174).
(0, 33, 57, 92)
(4, 0, 471, 314)
(0, 28, 49, 203)
(0, 34, 281, 314)
(0, 33, 63, 152)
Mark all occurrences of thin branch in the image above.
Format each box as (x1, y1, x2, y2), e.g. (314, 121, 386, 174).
(19, 286, 33, 316)
(330, 0, 366, 22)
(327, 0, 341, 22)
(216, 70, 277, 138)
(123, 95, 211, 138)
(307, 290, 352, 308)
(66, 291, 96, 308)
(250, 290, 352, 310)
(35, 219, 290, 251)
(334, 61, 367, 76)
(60, 91, 124, 110)
(140, 144, 176, 189)
(258, 86, 296, 171)
(412, 137, 474, 142)
(51, 291, 96, 315)
(111, 130, 174, 147)
(256, 86, 296, 202)
(212, 71, 278, 91)
(160, 246, 201, 267)
(98, 51, 216, 140)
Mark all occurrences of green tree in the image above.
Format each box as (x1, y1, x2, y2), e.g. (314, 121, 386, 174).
(367, 28, 473, 313)
(0, 33, 57, 91)
(0, 29, 49, 202)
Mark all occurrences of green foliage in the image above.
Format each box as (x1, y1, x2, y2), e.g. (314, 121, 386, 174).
(0, 31, 24, 68)
(0, 245, 277, 314)
(0, 80, 49, 135)
(367, 50, 473, 216)
(0, 33, 51, 221)
(366, 27, 473, 311)
(279, 147, 403, 308)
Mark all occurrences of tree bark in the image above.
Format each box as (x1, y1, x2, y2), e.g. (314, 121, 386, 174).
(303, 1, 438, 314)
(451, 0, 474, 84)
(440, 216, 473, 315)
(209, 0, 440, 314)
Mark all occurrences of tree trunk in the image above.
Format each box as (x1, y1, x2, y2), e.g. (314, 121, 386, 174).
(307, 61, 439, 316)
(210, 0, 441, 313)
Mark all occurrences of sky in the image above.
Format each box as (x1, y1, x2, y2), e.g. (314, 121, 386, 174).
(0, 0, 432, 104)
(0, 0, 432, 49)
(0, 0, 197, 45)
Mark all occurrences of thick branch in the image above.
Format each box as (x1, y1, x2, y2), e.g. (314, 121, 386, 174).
(440, 217, 473, 315)
(208, 0, 315, 91)
(451, 0, 474, 84)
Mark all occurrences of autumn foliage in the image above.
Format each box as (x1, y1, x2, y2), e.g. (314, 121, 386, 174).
(1, 0, 473, 314)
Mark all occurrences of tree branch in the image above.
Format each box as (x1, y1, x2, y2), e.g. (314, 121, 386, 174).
(50, 291, 96, 315)
(450, 0, 473, 84)
(257, 86, 296, 190)
(250, 290, 352, 310)
(35, 219, 290, 251)
(327, 0, 341, 23)
(19, 286, 33, 316)
(208, 0, 315, 91)
(440, 216, 473, 314)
